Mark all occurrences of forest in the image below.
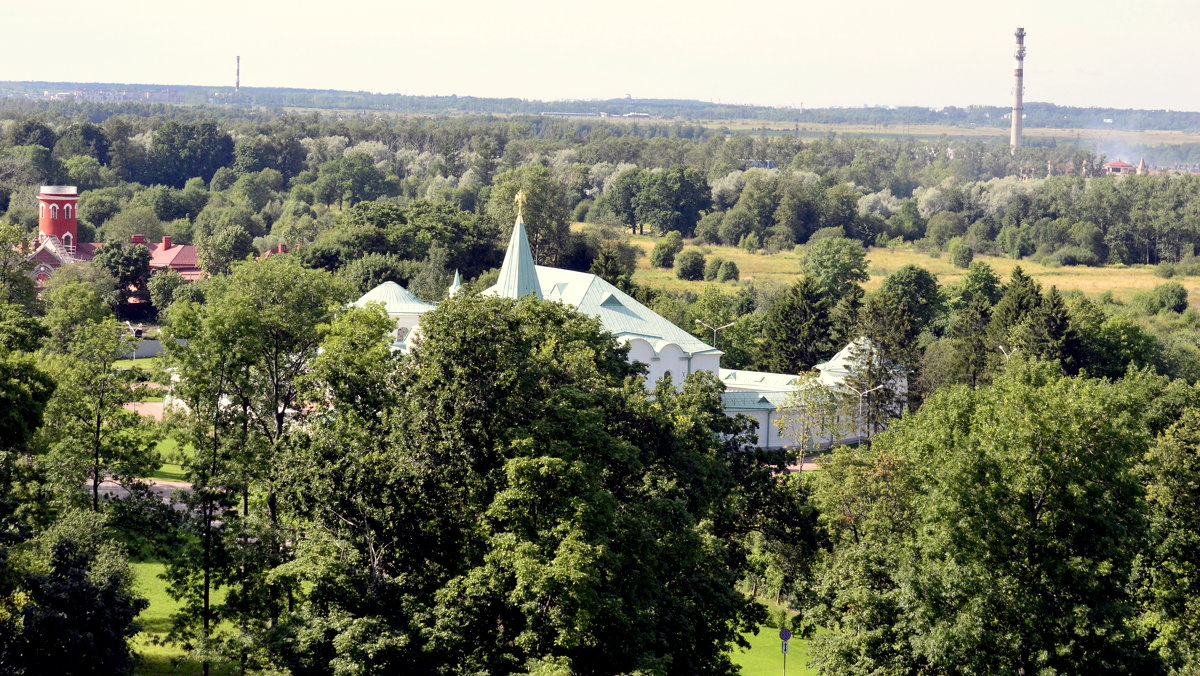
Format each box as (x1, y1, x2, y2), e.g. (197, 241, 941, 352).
(1, 100, 1200, 674)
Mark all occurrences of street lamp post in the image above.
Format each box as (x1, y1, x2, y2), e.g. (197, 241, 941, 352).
(843, 383, 884, 443)
(694, 319, 734, 348)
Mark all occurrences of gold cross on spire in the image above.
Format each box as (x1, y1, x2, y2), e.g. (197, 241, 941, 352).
(514, 190, 526, 222)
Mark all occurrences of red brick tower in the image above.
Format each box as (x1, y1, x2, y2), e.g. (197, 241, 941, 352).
(37, 185, 79, 253)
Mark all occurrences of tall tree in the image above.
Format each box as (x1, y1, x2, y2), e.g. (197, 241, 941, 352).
(487, 165, 572, 265)
(809, 362, 1157, 675)
(271, 295, 785, 674)
(803, 236, 868, 301)
(38, 318, 159, 512)
(759, 276, 832, 374)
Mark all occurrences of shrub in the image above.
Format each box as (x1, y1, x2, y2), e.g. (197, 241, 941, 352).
(948, 238, 973, 269)
(1135, 282, 1189, 314)
(704, 256, 724, 281)
(662, 231, 684, 255)
(674, 250, 705, 281)
(1049, 245, 1099, 267)
(739, 232, 761, 253)
(717, 260, 740, 282)
(649, 242, 675, 269)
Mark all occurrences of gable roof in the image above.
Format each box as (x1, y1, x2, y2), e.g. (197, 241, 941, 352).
(529, 266, 719, 356)
(719, 368, 803, 392)
(350, 281, 435, 316)
(492, 217, 542, 299)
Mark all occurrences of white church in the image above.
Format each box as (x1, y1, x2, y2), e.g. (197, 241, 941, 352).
(351, 210, 874, 449)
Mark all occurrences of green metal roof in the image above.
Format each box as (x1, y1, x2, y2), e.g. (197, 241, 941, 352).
(350, 281, 435, 316)
(493, 217, 542, 300)
(719, 368, 803, 392)
(532, 266, 719, 356)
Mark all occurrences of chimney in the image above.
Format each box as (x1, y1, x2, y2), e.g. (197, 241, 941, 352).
(131, 234, 146, 244)
(1011, 27, 1027, 151)
(161, 236, 172, 250)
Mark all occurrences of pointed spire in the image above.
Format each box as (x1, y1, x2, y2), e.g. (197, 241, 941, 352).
(448, 269, 463, 297)
(495, 213, 542, 299)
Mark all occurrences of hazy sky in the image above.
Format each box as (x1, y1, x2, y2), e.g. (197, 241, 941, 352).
(4, 0, 1195, 110)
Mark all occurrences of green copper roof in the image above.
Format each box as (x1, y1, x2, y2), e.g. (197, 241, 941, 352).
(493, 218, 542, 300)
(719, 368, 803, 392)
(350, 281, 435, 316)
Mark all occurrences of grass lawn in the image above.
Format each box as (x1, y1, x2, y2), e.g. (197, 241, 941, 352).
(131, 562, 235, 675)
(731, 628, 815, 676)
(148, 437, 192, 482)
(115, 356, 163, 371)
(630, 236, 1200, 305)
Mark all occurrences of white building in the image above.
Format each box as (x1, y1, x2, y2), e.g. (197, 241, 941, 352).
(353, 214, 876, 449)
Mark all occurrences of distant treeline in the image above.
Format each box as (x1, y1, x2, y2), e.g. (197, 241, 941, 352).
(4, 80, 1200, 131)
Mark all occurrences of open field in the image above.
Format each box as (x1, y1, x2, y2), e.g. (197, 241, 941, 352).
(629, 235, 1200, 304)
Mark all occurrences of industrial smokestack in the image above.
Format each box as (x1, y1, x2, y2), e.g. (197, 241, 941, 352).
(1011, 27, 1026, 150)
(236, 55, 241, 93)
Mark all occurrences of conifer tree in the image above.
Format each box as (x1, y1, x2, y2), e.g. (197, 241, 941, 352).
(759, 276, 831, 374)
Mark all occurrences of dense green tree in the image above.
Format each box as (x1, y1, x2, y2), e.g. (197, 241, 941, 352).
(487, 165, 572, 265)
(0, 513, 147, 675)
(148, 269, 189, 314)
(878, 264, 943, 337)
(160, 257, 349, 670)
(41, 280, 112, 353)
(759, 276, 831, 374)
(717, 259, 740, 282)
(195, 224, 253, 275)
(339, 252, 420, 294)
(803, 236, 868, 300)
(148, 120, 234, 188)
(809, 363, 1158, 674)
(272, 295, 781, 674)
(92, 242, 152, 311)
(52, 122, 110, 163)
(0, 223, 38, 313)
(1136, 409, 1200, 672)
(5, 119, 57, 150)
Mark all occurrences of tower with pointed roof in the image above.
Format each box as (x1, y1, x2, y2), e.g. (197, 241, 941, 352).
(447, 270, 463, 297)
(491, 192, 542, 299)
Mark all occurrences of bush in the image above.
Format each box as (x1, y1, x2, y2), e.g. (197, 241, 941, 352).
(739, 232, 761, 253)
(1049, 245, 1099, 267)
(717, 260, 740, 282)
(948, 238, 973, 269)
(649, 242, 675, 269)
(704, 256, 724, 281)
(662, 231, 684, 255)
(694, 212, 723, 244)
(1135, 282, 1189, 314)
(675, 250, 705, 281)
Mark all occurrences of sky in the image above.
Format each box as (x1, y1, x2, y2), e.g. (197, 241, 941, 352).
(3, 0, 1196, 111)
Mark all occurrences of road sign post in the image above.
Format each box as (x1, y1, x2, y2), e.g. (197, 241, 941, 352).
(779, 628, 792, 676)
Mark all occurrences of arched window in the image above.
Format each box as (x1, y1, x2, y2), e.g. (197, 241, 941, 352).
(50, 204, 59, 219)
(663, 370, 673, 382)
(62, 232, 73, 249)
(64, 204, 73, 219)
(39, 203, 45, 218)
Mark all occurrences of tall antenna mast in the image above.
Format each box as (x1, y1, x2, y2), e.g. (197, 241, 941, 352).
(1010, 27, 1026, 150)
(236, 55, 241, 94)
